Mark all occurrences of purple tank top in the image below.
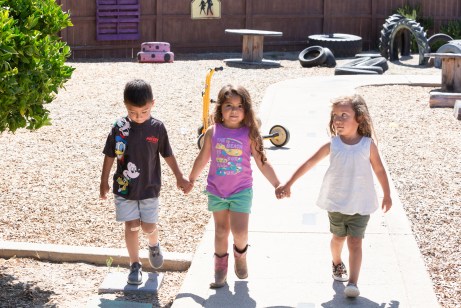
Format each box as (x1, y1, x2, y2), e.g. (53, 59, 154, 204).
(206, 123, 253, 198)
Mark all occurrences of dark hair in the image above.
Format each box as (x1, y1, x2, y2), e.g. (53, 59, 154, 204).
(214, 84, 267, 165)
(329, 94, 376, 140)
(123, 79, 153, 107)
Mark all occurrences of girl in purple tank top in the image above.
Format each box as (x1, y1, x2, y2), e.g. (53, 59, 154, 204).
(186, 84, 282, 288)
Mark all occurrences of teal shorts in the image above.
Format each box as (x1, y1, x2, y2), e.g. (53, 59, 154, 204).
(328, 211, 370, 238)
(206, 188, 253, 213)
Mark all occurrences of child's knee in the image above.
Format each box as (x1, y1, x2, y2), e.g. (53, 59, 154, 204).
(125, 220, 141, 232)
(347, 236, 362, 248)
(141, 223, 158, 235)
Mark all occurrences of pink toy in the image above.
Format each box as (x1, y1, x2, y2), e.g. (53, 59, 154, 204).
(141, 42, 171, 52)
(137, 51, 174, 63)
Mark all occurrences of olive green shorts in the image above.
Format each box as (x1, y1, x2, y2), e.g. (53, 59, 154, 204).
(206, 188, 253, 213)
(328, 211, 370, 238)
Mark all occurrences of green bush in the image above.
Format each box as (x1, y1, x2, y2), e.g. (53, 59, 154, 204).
(440, 20, 461, 39)
(0, 0, 74, 133)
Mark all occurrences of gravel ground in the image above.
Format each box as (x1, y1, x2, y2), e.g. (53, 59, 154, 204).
(0, 52, 459, 307)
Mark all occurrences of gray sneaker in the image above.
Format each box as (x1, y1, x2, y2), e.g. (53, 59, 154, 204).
(344, 282, 360, 297)
(149, 243, 164, 269)
(127, 262, 142, 285)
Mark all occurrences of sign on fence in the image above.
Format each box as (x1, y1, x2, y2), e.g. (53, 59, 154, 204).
(191, 0, 221, 19)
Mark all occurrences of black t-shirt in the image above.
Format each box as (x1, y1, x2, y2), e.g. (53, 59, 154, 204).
(103, 116, 173, 200)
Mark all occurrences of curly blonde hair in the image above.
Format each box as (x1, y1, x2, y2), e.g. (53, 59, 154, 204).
(213, 84, 267, 165)
(329, 94, 376, 141)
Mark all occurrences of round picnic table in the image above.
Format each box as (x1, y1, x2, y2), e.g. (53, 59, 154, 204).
(224, 29, 283, 66)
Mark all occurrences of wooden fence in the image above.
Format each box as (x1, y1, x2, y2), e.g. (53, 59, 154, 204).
(57, 0, 461, 58)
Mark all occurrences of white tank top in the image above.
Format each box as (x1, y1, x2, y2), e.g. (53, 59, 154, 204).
(316, 136, 379, 215)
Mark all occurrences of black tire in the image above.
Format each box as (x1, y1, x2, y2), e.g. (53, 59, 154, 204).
(334, 67, 379, 75)
(298, 46, 327, 67)
(322, 47, 336, 67)
(434, 43, 461, 68)
(356, 57, 389, 72)
(342, 57, 372, 67)
(339, 65, 383, 74)
(379, 14, 429, 65)
(197, 133, 205, 149)
(268, 125, 290, 147)
(427, 33, 454, 52)
(355, 53, 382, 58)
(307, 33, 362, 58)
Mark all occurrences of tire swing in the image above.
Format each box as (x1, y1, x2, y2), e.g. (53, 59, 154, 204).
(379, 14, 429, 65)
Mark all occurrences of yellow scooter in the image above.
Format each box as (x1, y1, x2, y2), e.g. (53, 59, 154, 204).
(197, 67, 290, 149)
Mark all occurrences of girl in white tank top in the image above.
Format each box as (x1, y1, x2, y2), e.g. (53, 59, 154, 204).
(276, 94, 392, 298)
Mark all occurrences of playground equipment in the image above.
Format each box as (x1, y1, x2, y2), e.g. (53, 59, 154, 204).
(197, 67, 290, 149)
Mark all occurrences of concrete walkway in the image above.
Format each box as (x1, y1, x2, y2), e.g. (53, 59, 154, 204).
(172, 75, 440, 308)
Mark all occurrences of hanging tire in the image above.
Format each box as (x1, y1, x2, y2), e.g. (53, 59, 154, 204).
(298, 46, 327, 67)
(323, 47, 337, 67)
(334, 67, 379, 75)
(379, 14, 429, 65)
(307, 33, 362, 58)
(434, 43, 461, 68)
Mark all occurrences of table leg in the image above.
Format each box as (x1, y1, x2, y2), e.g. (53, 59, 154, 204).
(242, 35, 264, 62)
(441, 57, 461, 92)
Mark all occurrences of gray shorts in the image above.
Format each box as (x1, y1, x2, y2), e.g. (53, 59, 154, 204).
(114, 195, 159, 223)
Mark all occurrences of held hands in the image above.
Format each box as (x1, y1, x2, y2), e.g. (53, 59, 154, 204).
(177, 175, 193, 195)
(275, 184, 291, 199)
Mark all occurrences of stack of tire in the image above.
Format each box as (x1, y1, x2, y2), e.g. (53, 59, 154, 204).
(334, 54, 389, 75)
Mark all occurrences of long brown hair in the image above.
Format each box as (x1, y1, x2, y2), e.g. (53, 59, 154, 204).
(214, 84, 267, 165)
(328, 94, 376, 142)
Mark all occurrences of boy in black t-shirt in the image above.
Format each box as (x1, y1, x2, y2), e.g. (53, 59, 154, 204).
(100, 79, 190, 285)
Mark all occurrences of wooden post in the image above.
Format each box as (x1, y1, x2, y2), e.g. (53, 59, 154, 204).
(242, 35, 263, 62)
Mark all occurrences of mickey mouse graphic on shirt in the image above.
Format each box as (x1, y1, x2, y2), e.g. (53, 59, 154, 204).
(116, 161, 140, 194)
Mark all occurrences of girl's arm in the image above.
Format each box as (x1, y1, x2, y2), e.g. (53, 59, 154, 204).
(370, 141, 392, 213)
(251, 141, 281, 192)
(186, 126, 213, 193)
(277, 142, 330, 198)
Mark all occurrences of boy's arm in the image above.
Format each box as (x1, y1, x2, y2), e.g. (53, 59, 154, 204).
(100, 155, 115, 199)
(280, 142, 330, 197)
(370, 142, 392, 213)
(163, 155, 190, 192)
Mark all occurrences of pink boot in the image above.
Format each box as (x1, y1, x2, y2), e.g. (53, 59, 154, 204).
(210, 253, 228, 288)
(233, 244, 248, 279)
